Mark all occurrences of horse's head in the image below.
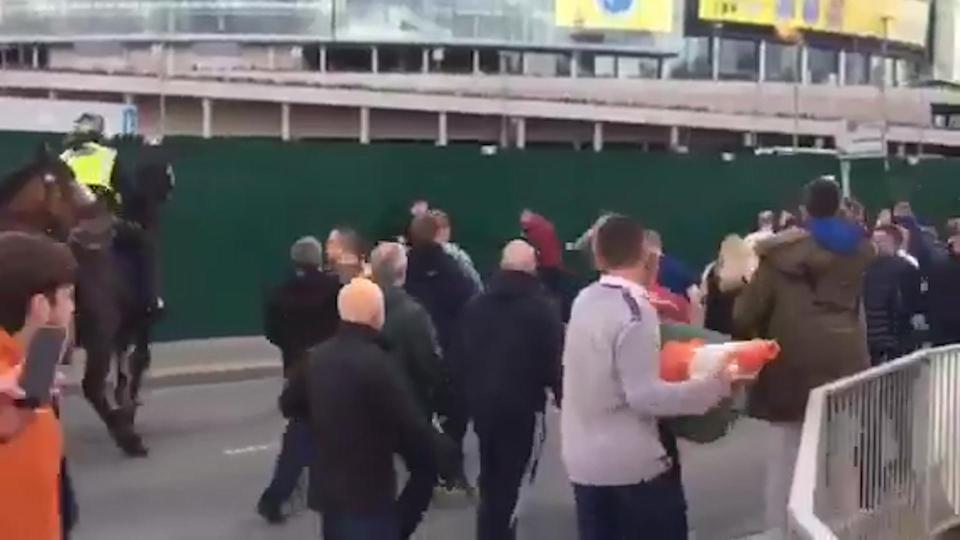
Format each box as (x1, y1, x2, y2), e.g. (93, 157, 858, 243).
(0, 144, 103, 239)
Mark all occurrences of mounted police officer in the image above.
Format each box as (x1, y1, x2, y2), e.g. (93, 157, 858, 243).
(60, 113, 124, 212)
(60, 113, 166, 316)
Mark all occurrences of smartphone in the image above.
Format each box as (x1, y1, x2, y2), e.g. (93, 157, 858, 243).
(19, 326, 69, 407)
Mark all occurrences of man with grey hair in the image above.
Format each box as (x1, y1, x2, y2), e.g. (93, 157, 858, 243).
(456, 239, 564, 540)
(370, 242, 444, 540)
(258, 236, 342, 525)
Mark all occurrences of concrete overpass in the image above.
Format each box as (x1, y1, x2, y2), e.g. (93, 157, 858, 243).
(0, 68, 957, 150)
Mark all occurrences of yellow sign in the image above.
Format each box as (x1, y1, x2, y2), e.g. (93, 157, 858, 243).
(698, 0, 930, 47)
(555, 0, 674, 33)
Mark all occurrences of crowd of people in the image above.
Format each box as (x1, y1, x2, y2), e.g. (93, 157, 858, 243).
(2, 175, 959, 540)
(254, 178, 960, 540)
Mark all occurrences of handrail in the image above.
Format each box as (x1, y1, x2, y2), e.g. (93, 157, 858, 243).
(789, 346, 960, 539)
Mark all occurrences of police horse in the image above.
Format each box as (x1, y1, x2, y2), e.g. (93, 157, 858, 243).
(0, 142, 174, 457)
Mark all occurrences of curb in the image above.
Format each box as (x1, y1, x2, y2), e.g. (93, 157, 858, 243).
(61, 361, 282, 396)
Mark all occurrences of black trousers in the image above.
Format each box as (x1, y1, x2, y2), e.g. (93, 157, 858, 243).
(474, 413, 541, 540)
(573, 471, 688, 540)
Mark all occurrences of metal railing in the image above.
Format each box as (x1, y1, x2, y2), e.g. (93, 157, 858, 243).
(790, 346, 960, 539)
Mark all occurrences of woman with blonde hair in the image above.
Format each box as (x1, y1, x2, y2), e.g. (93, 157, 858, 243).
(697, 235, 758, 335)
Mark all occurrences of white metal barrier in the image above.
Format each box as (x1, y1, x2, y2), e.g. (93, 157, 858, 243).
(789, 346, 960, 539)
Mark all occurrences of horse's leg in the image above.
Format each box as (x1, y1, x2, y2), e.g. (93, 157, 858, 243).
(84, 331, 147, 458)
(81, 333, 116, 426)
(129, 325, 152, 406)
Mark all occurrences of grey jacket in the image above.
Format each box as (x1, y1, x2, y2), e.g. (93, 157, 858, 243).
(561, 275, 729, 486)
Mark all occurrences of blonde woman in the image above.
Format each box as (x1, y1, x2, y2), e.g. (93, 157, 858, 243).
(698, 235, 758, 335)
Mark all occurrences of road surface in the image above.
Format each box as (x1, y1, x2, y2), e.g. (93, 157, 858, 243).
(64, 378, 771, 540)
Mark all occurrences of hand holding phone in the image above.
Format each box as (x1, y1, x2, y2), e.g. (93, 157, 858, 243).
(19, 326, 69, 408)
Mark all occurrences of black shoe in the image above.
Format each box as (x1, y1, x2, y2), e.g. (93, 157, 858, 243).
(257, 498, 285, 525)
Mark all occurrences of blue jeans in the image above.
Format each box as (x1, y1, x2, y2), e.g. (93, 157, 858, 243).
(573, 472, 688, 540)
(259, 419, 314, 508)
(322, 506, 400, 540)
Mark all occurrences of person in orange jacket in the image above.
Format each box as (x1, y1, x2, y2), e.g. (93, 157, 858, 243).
(0, 232, 78, 540)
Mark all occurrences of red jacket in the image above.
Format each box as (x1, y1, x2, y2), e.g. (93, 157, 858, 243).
(649, 284, 692, 324)
(521, 213, 563, 269)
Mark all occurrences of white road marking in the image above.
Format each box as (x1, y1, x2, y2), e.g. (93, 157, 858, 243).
(223, 443, 274, 456)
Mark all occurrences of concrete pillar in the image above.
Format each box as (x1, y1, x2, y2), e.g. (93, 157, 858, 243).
(743, 132, 756, 147)
(711, 33, 721, 81)
(592, 122, 603, 152)
(801, 45, 810, 85)
(165, 45, 175, 76)
(669, 126, 681, 150)
(570, 52, 579, 79)
(267, 46, 276, 70)
(838, 49, 847, 86)
(32, 46, 39, 69)
(657, 58, 666, 80)
(515, 118, 526, 150)
(281, 103, 291, 141)
(498, 52, 507, 75)
(319, 45, 327, 73)
(472, 49, 481, 75)
(359, 107, 370, 144)
(758, 40, 767, 82)
(897, 143, 907, 158)
(48, 89, 58, 100)
(499, 117, 509, 148)
(123, 93, 134, 105)
(437, 111, 448, 147)
(371, 47, 379, 74)
(421, 48, 430, 74)
(202, 98, 212, 139)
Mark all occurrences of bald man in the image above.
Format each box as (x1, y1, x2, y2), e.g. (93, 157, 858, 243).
(455, 240, 564, 540)
(280, 278, 449, 540)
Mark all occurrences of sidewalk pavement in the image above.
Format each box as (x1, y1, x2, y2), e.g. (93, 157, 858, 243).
(62, 337, 282, 393)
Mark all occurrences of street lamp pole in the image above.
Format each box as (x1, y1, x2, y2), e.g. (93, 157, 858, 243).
(793, 43, 801, 151)
(880, 15, 892, 170)
(777, 22, 804, 152)
(330, 0, 337, 41)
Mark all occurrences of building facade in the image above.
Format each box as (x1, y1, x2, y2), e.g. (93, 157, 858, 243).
(0, 0, 954, 152)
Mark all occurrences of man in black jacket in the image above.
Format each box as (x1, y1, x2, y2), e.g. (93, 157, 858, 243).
(281, 278, 452, 540)
(257, 237, 342, 524)
(370, 242, 443, 416)
(370, 242, 444, 538)
(404, 214, 476, 493)
(864, 225, 921, 365)
(928, 234, 960, 346)
(457, 240, 564, 540)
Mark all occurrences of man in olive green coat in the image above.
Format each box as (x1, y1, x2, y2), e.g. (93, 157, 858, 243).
(734, 178, 875, 537)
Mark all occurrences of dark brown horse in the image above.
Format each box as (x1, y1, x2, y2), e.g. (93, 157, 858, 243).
(0, 143, 173, 457)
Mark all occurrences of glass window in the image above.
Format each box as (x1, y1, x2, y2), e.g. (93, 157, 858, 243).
(501, 51, 524, 75)
(765, 42, 800, 82)
(807, 47, 838, 84)
(594, 55, 617, 78)
(615, 57, 660, 79)
(844, 51, 868, 85)
(718, 38, 758, 81)
(667, 37, 711, 80)
(896, 58, 923, 87)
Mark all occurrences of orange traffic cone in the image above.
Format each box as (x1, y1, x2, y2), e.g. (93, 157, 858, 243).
(661, 339, 780, 382)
